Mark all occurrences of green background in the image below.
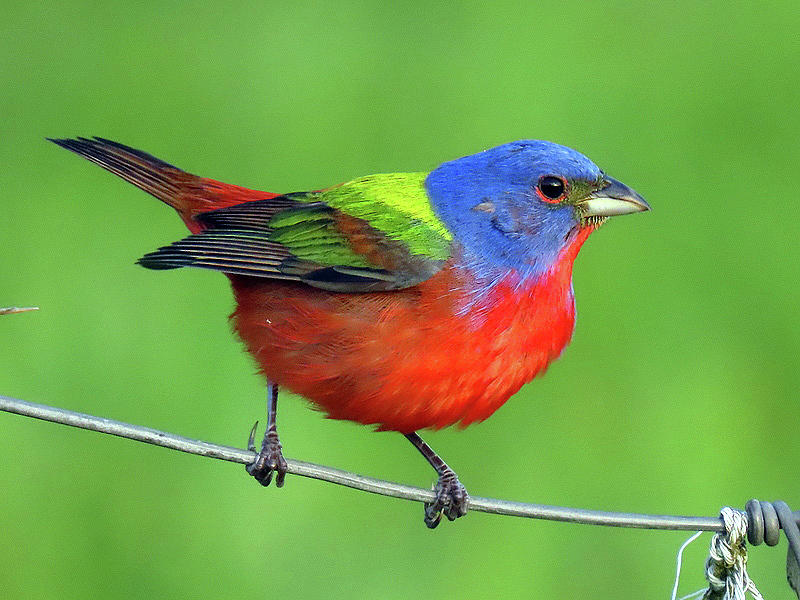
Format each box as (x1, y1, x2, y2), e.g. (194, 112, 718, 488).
(3, 2, 799, 598)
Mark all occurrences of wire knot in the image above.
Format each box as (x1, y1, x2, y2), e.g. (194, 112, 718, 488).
(703, 507, 763, 600)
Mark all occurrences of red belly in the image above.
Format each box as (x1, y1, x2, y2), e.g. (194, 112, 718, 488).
(228, 259, 577, 433)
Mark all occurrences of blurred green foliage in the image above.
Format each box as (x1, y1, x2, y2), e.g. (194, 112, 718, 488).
(3, 2, 800, 598)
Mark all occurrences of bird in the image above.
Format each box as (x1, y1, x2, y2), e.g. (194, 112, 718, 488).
(49, 136, 649, 528)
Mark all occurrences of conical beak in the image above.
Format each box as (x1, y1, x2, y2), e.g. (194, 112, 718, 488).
(579, 176, 650, 217)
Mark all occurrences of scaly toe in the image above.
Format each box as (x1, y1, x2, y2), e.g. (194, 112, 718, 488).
(273, 452, 288, 488)
(423, 473, 469, 528)
(424, 504, 443, 529)
(246, 429, 288, 488)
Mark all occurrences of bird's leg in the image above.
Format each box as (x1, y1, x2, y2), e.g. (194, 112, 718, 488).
(404, 432, 469, 528)
(246, 381, 288, 487)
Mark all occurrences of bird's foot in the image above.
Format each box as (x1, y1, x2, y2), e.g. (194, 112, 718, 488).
(246, 422, 288, 487)
(424, 469, 469, 529)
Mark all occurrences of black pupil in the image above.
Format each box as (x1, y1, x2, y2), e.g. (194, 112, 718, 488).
(539, 176, 565, 200)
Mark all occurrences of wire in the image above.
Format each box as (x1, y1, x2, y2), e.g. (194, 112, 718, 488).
(0, 394, 794, 532)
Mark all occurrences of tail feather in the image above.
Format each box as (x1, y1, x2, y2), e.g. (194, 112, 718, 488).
(49, 137, 278, 230)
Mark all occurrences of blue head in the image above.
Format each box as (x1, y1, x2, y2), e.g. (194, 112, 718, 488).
(425, 140, 649, 281)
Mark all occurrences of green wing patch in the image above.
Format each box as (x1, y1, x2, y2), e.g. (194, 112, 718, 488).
(137, 173, 453, 292)
(313, 173, 452, 261)
(267, 205, 373, 268)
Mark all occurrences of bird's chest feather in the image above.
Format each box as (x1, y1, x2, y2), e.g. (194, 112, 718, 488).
(229, 238, 583, 433)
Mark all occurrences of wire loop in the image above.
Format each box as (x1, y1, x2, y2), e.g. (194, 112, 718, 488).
(746, 499, 796, 548)
(745, 499, 800, 598)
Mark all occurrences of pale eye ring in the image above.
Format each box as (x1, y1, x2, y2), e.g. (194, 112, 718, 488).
(536, 175, 568, 203)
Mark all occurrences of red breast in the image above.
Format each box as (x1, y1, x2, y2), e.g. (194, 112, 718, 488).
(229, 227, 594, 432)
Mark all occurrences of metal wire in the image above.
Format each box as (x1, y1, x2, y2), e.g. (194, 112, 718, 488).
(0, 394, 796, 533)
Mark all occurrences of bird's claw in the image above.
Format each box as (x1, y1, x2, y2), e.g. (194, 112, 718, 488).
(424, 471, 469, 529)
(246, 422, 288, 487)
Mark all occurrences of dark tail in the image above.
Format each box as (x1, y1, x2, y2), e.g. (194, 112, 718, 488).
(49, 137, 278, 229)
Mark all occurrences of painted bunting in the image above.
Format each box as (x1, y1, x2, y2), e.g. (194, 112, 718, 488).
(50, 137, 649, 527)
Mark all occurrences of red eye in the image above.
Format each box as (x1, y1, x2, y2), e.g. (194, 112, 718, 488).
(536, 175, 567, 203)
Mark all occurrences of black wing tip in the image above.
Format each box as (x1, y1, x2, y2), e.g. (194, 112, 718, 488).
(137, 254, 194, 270)
(136, 246, 195, 271)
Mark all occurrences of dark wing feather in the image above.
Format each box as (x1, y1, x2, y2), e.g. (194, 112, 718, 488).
(195, 193, 314, 231)
(138, 195, 446, 291)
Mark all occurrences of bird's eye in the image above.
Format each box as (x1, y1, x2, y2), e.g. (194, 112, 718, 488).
(536, 176, 567, 203)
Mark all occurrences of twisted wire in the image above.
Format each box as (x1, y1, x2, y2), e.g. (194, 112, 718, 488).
(704, 507, 763, 600)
